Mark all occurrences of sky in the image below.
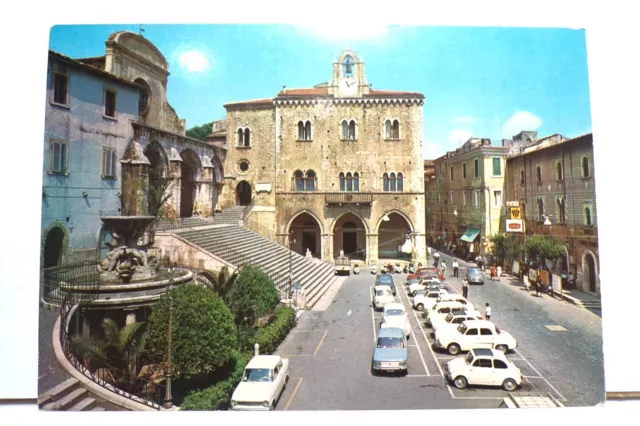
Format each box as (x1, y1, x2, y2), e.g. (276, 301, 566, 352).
(48, 24, 592, 160)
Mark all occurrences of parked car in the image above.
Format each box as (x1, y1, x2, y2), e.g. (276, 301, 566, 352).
(445, 348, 524, 391)
(375, 273, 396, 295)
(372, 285, 395, 311)
(371, 327, 408, 375)
(466, 267, 484, 285)
(335, 255, 351, 275)
(424, 301, 467, 327)
(432, 309, 484, 338)
(380, 303, 411, 338)
(421, 293, 475, 315)
(230, 355, 289, 411)
(413, 288, 449, 311)
(434, 320, 518, 355)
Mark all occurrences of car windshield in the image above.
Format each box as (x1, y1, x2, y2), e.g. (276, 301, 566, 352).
(243, 368, 272, 382)
(386, 309, 405, 316)
(464, 352, 474, 365)
(468, 268, 480, 274)
(376, 289, 390, 296)
(457, 323, 468, 334)
(377, 337, 404, 348)
(378, 276, 393, 283)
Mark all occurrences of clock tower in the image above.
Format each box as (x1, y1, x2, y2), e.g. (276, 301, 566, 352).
(329, 49, 371, 98)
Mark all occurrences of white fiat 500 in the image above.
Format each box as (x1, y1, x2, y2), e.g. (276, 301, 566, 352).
(434, 320, 518, 356)
(420, 293, 475, 315)
(413, 288, 448, 311)
(445, 348, 524, 391)
(424, 301, 467, 327)
(431, 309, 484, 338)
(380, 303, 411, 338)
(372, 285, 395, 311)
(230, 355, 289, 410)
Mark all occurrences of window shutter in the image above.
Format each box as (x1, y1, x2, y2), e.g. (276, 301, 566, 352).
(493, 157, 501, 175)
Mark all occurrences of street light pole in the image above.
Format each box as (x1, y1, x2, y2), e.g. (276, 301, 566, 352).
(163, 267, 174, 409)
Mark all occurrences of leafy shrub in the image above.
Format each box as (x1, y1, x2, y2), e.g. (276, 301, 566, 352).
(181, 350, 249, 411)
(142, 284, 237, 380)
(225, 265, 281, 326)
(254, 306, 296, 355)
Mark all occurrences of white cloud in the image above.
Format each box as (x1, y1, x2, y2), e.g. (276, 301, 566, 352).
(424, 141, 442, 159)
(178, 50, 210, 73)
(297, 23, 390, 41)
(452, 116, 478, 124)
(501, 111, 542, 139)
(448, 129, 472, 148)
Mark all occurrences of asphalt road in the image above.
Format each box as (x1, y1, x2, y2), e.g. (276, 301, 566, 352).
(274, 254, 605, 410)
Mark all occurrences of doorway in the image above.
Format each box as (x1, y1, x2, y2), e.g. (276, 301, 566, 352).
(236, 181, 252, 206)
(43, 227, 64, 268)
(585, 253, 597, 293)
(302, 232, 317, 256)
(343, 231, 357, 256)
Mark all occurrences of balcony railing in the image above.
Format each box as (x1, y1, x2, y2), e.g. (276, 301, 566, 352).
(325, 192, 373, 204)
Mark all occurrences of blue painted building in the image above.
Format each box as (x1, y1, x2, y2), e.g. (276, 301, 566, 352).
(41, 51, 140, 266)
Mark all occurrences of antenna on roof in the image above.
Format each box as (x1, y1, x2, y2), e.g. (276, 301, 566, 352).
(139, 24, 145, 37)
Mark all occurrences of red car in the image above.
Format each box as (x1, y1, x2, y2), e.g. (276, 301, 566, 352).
(408, 267, 443, 281)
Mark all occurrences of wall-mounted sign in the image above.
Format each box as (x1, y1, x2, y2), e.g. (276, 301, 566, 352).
(509, 207, 522, 220)
(255, 182, 272, 193)
(506, 201, 520, 207)
(506, 219, 524, 232)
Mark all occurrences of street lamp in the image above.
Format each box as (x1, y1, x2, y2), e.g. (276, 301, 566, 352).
(163, 267, 175, 409)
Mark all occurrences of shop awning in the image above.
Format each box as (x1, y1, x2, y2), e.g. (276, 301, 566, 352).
(460, 227, 481, 243)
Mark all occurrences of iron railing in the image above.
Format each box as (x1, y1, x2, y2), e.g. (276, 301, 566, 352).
(43, 260, 101, 305)
(59, 295, 166, 410)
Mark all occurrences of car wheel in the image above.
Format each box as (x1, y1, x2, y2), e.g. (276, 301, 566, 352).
(447, 343, 461, 356)
(495, 344, 508, 353)
(503, 378, 518, 391)
(416, 304, 424, 311)
(453, 376, 468, 389)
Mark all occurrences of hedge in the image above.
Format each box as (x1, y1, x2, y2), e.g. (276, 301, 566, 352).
(254, 306, 296, 355)
(180, 350, 249, 411)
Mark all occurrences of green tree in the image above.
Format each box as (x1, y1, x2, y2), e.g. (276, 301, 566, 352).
(225, 265, 281, 326)
(186, 122, 214, 141)
(491, 234, 524, 264)
(524, 235, 564, 264)
(142, 284, 238, 380)
(71, 318, 146, 391)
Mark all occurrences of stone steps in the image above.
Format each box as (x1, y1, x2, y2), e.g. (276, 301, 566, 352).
(39, 377, 115, 412)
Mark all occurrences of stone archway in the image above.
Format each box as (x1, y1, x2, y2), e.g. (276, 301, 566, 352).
(332, 212, 367, 260)
(180, 150, 200, 217)
(144, 141, 169, 216)
(288, 212, 323, 258)
(377, 211, 413, 260)
(583, 251, 599, 294)
(211, 157, 224, 210)
(43, 226, 65, 268)
(236, 180, 252, 206)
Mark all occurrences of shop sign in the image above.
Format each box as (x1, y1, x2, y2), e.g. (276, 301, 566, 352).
(552, 274, 563, 295)
(506, 201, 520, 207)
(506, 219, 524, 232)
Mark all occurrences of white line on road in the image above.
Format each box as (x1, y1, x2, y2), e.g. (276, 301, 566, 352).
(396, 277, 431, 376)
(405, 374, 431, 377)
(524, 375, 542, 379)
(369, 288, 377, 344)
(515, 348, 567, 402)
(408, 344, 419, 347)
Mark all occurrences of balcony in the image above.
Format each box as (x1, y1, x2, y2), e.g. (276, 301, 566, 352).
(325, 192, 373, 205)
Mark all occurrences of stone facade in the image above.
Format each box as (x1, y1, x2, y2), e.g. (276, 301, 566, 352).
(219, 50, 427, 264)
(504, 133, 600, 296)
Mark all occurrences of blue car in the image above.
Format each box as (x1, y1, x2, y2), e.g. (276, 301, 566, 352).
(371, 327, 408, 375)
(375, 273, 396, 295)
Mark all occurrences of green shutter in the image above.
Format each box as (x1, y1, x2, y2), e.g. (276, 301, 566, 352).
(493, 158, 501, 175)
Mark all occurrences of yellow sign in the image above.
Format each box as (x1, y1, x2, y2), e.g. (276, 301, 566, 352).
(510, 207, 521, 220)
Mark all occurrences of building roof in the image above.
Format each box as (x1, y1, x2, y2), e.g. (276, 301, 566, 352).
(507, 132, 593, 160)
(278, 87, 330, 96)
(223, 98, 274, 108)
(48, 50, 140, 89)
(366, 89, 424, 98)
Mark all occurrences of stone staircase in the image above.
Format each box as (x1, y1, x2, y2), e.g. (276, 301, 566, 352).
(38, 378, 107, 411)
(212, 205, 245, 225)
(155, 216, 214, 232)
(178, 224, 337, 309)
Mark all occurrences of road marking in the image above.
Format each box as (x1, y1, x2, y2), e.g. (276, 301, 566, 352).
(369, 289, 377, 343)
(290, 330, 327, 333)
(508, 357, 525, 361)
(406, 374, 431, 377)
(408, 344, 419, 347)
(451, 396, 505, 400)
(515, 348, 567, 402)
(313, 331, 328, 356)
(283, 377, 303, 411)
(524, 375, 542, 379)
(396, 277, 430, 376)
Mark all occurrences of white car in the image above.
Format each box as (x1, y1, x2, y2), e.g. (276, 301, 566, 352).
(420, 293, 475, 315)
(372, 285, 395, 311)
(424, 301, 467, 327)
(445, 348, 524, 391)
(230, 355, 289, 410)
(432, 309, 484, 338)
(380, 303, 411, 338)
(413, 288, 449, 311)
(434, 320, 518, 356)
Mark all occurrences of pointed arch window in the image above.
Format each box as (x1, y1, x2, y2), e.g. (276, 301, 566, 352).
(383, 173, 389, 191)
(556, 161, 563, 181)
(339, 172, 345, 191)
(582, 157, 590, 177)
(385, 120, 392, 139)
(390, 173, 397, 192)
(353, 172, 360, 191)
(536, 166, 542, 183)
(294, 170, 304, 191)
(346, 172, 353, 192)
(392, 120, 400, 139)
(343, 55, 354, 77)
(342, 119, 357, 140)
(298, 121, 305, 140)
(237, 129, 244, 146)
(397, 173, 403, 192)
(305, 170, 316, 192)
(537, 197, 545, 221)
(237, 127, 251, 147)
(297, 120, 312, 141)
(557, 196, 566, 223)
(520, 170, 525, 185)
(244, 128, 251, 146)
(342, 120, 349, 139)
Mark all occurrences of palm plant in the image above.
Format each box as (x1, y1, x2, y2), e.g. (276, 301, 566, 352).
(71, 318, 147, 392)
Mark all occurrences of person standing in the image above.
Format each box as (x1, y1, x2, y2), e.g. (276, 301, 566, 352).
(485, 303, 491, 321)
(535, 275, 542, 297)
(497, 265, 502, 280)
(433, 252, 440, 268)
(441, 260, 447, 275)
(452, 259, 459, 278)
(462, 278, 469, 299)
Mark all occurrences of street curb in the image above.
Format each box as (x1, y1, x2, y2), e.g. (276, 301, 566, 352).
(40, 299, 61, 313)
(51, 309, 178, 411)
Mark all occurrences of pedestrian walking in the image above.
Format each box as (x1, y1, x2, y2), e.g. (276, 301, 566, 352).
(452, 259, 459, 278)
(497, 265, 502, 279)
(485, 303, 491, 321)
(490, 265, 497, 281)
(535, 275, 542, 297)
(440, 260, 447, 274)
(433, 252, 440, 267)
(462, 278, 469, 299)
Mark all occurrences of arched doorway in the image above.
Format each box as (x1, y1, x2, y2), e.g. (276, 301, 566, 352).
(288, 212, 322, 258)
(333, 212, 367, 260)
(236, 181, 252, 206)
(179, 150, 200, 217)
(583, 252, 598, 293)
(144, 141, 168, 216)
(377, 212, 413, 260)
(43, 227, 64, 268)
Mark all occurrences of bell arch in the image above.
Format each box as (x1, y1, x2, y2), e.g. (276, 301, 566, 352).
(331, 211, 368, 260)
(287, 210, 324, 258)
(179, 149, 201, 217)
(376, 211, 414, 260)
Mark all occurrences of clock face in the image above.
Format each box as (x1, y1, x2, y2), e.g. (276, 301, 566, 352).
(341, 77, 357, 95)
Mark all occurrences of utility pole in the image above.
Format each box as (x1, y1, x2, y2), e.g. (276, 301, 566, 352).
(163, 268, 174, 409)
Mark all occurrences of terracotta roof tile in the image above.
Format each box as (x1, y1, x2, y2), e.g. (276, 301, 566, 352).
(277, 87, 330, 96)
(223, 98, 274, 108)
(48, 50, 139, 88)
(367, 89, 424, 97)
